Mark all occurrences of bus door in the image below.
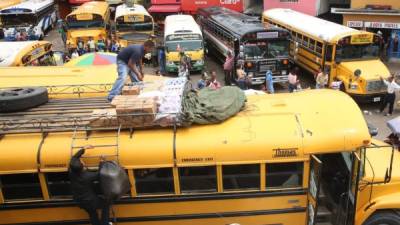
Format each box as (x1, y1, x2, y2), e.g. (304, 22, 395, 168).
(335, 152, 361, 225)
(307, 155, 322, 225)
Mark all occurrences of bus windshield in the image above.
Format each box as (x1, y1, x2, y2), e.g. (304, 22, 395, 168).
(165, 40, 203, 52)
(67, 20, 104, 29)
(116, 22, 153, 32)
(244, 40, 289, 59)
(336, 43, 379, 61)
(1, 14, 35, 27)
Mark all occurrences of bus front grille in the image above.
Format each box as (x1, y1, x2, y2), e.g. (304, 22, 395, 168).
(366, 80, 385, 93)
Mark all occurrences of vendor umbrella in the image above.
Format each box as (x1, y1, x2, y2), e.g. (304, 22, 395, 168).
(66, 52, 117, 66)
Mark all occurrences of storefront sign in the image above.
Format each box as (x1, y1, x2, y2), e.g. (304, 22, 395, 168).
(347, 21, 400, 29)
(351, 33, 373, 44)
(347, 21, 363, 28)
(181, 0, 243, 13)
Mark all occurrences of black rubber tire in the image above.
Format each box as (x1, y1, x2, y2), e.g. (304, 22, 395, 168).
(0, 87, 48, 113)
(363, 211, 400, 225)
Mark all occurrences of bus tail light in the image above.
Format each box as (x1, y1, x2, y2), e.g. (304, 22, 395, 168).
(282, 59, 288, 65)
(246, 62, 253, 68)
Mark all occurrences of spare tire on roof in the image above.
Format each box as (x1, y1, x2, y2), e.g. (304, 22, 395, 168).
(0, 87, 48, 113)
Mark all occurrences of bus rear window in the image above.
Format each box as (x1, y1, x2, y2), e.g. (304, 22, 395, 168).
(266, 162, 303, 188)
(134, 168, 174, 195)
(1, 173, 42, 200)
(179, 166, 217, 193)
(223, 164, 260, 190)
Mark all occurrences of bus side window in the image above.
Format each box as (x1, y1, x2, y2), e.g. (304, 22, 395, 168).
(266, 162, 303, 188)
(223, 164, 260, 191)
(1, 173, 43, 201)
(134, 168, 174, 195)
(309, 39, 316, 51)
(46, 172, 72, 199)
(179, 166, 217, 193)
(325, 45, 333, 62)
(316, 42, 323, 54)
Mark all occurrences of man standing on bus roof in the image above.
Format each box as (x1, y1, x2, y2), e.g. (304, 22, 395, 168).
(223, 50, 234, 85)
(107, 40, 155, 102)
(69, 145, 111, 225)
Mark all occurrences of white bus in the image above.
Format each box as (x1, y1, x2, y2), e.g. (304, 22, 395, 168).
(164, 15, 205, 73)
(0, 0, 57, 41)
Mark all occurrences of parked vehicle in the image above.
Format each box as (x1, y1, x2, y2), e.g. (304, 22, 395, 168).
(0, 0, 57, 41)
(0, 41, 56, 66)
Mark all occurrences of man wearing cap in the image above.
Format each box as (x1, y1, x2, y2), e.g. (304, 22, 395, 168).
(107, 40, 155, 101)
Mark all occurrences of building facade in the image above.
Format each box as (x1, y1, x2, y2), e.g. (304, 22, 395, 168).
(264, 0, 348, 16)
(332, 0, 400, 60)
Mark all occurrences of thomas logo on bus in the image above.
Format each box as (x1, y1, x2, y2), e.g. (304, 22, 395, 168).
(350, 33, 373, 44)
(273, 148, 298, 158)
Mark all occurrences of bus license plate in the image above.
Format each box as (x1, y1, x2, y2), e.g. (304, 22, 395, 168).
(373, 97, 381, 102)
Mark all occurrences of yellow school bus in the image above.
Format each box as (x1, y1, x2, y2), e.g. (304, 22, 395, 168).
(114, 3, 155, 48)
(0, 89, 399, 225)
(0, 41, 56, 67)
(263, 8, 390, 103)
(65, 1, 110, 51)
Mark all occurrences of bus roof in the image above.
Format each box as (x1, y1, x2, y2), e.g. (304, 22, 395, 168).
(263, 8, 368, 42)
(0, 41, 51, 67)
(67, 1, 109, 18)
(164, 15, 201, 38)
(0, 0, 21, 10)
(199, 6, 285, 38)
(115, 3, 150, 20)
(0, 0, 53, 14)
(0, 89, 370, 173)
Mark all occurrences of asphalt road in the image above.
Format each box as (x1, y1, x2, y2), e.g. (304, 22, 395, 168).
(45, 28, 399, 141)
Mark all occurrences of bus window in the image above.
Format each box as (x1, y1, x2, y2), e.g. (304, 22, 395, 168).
(309, 39, 316, 51)
(1, 173, 42, 200)
(222, 164, 260, 190)
(266, 162, 303, 188)
(179, 166, 217, 193)
(134, 168, 174, 195)
(46, 172, 72, 199)
(316, 42, 323, 54)
(302, 36, 309, 47)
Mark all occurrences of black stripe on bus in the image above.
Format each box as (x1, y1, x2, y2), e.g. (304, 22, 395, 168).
(0, 189, 306, 210)
(5, 207, 306, 225)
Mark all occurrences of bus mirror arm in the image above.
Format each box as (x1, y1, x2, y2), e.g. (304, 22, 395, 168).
(384, 145, 395, 183)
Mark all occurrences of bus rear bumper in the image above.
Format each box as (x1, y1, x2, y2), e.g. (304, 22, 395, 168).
(350, 93, 386, 104)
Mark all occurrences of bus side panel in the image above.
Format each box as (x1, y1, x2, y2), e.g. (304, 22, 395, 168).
(0, 194, 307, 225)
(290, 41, 322, 75)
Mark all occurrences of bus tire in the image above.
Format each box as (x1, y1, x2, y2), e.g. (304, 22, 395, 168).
(0, 87, 48, 113)
(363, 211, 400, 225)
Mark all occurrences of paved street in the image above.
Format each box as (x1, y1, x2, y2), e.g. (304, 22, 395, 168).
(45, 28, 400, 141)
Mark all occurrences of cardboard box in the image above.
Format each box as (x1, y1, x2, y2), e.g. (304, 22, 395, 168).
(116, 98, 157, 127)
(122, 85, 140, 95)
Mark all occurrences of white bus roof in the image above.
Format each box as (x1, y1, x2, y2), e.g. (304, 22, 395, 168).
(0, 41, 41, 66)
(263, 8, 360, 42)
(0, 0, 54, 14)
(164, 15, 201, 38)
(115, 4, 151, 20)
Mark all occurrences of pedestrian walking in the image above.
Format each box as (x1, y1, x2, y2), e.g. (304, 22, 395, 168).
(223, 50, 234, 85)
(288, 68, 299, 93)
(378, 75, 400, 116)
(77, 38, 85, 55)
(107, 40, 155, 102)
(58, 20, 67, 47)
(208, 71, 221, 90)
(315, 67, 328, 89)
(158, 46, 166, 75)
(265, 70, 274, 94)
(88, 37, 96, 52)
(69, 145, 111, 225)
(236, 64, 247, 90)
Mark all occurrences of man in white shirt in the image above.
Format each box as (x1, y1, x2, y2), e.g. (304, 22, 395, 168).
(378, 75, 400, 116)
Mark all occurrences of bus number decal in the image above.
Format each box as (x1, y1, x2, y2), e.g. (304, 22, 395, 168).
(273, 148, 298, 158)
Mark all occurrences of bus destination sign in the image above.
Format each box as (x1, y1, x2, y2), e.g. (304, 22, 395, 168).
(350, 33, 373, 44)
(257, 31, 278, 39)
(166, 34, 201, 41)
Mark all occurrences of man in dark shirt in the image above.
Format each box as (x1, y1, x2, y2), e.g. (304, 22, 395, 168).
(69, 146, 110, 225)
(107, 40, 155, 102)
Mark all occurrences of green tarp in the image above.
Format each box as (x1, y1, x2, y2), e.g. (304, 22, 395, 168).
(181, 86, 246, 125)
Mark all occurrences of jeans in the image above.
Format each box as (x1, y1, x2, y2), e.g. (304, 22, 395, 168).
(80, 198, 110, 225)
(224, 70, 232, 85)
(289, 83, 297, 93)
(380, 93, 396, 114)
(108, 59, 139, 101)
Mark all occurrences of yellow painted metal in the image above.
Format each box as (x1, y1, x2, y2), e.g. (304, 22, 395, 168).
(260, 163, 266, 191)
(172, 167, 180, 195)
(127, 169, 136, 197)
(38, 173, 49, 200)
(217, 165, 223, 192)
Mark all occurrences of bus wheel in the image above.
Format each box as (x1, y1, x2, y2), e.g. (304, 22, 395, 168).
(0, 87, 48, 113)
(363, 211, 400, 225)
